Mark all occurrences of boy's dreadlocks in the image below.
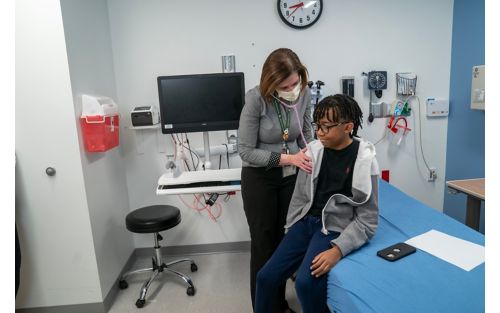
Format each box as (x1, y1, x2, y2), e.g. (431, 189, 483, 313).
(313, 94, 363, 138)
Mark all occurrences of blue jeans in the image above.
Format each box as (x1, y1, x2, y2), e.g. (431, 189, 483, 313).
(255, 215, 339, 313)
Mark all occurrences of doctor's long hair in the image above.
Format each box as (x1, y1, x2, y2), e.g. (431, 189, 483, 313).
(313, 94, 363, 138)
(260, 48, 309, 103)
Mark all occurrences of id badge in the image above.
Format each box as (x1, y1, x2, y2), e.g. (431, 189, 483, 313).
(282, 165, 296, 178)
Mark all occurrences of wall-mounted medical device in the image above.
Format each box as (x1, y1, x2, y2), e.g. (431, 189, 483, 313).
(363, 71, 388, 122)
(308, 80, 325, 106)
(386, 116, 411, 146)
(396, 72, 417, 96)
(367, 71, 387, 95)
(471, 65, 485, 110)
(222, 54, 236, 73)
(426, 98, 449, 117)
(341, 76, 355, 98)
(131, 106, 160, 126)
(80, 94, 119, 152)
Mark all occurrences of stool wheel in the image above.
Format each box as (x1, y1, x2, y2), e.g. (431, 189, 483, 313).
(118, 280, 128, 289)
(187, 286, 196, 296)
(191, 263, 198, 272)
(136, 299, 145, 308)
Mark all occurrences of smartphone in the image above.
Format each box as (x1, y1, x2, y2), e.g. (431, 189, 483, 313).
(377, 242, 416, 262)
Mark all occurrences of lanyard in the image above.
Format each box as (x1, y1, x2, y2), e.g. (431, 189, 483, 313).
(273, 99, 291, 142)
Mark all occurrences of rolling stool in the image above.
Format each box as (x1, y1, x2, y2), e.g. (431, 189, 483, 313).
(118, 205, 197, 308)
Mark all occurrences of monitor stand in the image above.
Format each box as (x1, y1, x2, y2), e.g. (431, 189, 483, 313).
(156, 131, 242, 195)
(203, 131, 212, 170)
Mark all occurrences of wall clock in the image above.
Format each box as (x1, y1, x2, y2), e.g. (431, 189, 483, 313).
(277, 0, 323, 29)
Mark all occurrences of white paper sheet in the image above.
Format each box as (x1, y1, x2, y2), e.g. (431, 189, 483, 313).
(405, 229, 484, 271)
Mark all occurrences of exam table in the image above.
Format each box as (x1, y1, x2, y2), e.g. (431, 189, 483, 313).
(327, 180, 485, 313)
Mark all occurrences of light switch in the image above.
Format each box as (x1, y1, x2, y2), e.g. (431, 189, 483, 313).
(473, 89, 485, 102)
(471, 65, 485, 110)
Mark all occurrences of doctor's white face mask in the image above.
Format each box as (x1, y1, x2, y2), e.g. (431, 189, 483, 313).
(276, 79, 302, 102)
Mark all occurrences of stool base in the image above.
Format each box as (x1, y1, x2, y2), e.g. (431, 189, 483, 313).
(119, 233, 197, 308)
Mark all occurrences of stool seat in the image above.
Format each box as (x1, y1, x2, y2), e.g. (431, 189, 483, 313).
(120, 204, 196, 308)
(126, 205, 181, 233)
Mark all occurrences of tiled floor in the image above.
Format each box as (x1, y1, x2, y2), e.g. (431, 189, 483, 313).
(108, 251, 301, 313)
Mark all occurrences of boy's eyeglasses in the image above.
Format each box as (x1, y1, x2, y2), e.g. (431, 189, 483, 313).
(311, 122, 345, 133)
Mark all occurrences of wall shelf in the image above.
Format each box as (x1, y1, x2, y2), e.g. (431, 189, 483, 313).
(125, 124, 160, 130)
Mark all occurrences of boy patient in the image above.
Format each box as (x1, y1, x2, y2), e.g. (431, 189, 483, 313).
(255, 94, 379, 313)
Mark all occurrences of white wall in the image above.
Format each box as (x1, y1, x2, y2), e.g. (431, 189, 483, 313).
(106, 0, 454, 248)
(15, 0, 102, 308)
(59, 0, 134, 300)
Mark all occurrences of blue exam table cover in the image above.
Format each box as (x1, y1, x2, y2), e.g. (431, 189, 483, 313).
(327, 180, 485, 313)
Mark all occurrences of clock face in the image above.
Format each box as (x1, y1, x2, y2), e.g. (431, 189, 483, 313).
(277, 0, 323, 29)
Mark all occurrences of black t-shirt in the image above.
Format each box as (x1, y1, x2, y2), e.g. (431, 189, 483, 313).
(308, 140, 360, 216)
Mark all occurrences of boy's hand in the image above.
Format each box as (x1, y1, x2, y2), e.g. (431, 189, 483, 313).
(310, 246, 343, 277)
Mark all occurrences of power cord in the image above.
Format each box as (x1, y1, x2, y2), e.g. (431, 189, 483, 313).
(408, 95, 432, 172)
(374, 131, 386, 146)
(222, 143, 230, 168)
(184, 133, 200, 170)
(177, 193, 223, 222)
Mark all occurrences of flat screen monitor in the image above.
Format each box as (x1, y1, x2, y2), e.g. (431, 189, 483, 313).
(157, 72, 245, 134)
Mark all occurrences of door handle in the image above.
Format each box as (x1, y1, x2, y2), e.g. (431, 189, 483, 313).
(45, 167, 56, 176)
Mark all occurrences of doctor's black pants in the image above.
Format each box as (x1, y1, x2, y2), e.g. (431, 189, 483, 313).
(241, 166, 297, 312)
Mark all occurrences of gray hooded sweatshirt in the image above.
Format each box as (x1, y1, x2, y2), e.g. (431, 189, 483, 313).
(285, 137, 379, 256)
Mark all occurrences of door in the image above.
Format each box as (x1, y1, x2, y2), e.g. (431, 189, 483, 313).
(15, 0, 102, 308)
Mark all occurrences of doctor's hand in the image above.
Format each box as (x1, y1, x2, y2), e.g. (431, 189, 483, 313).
(280, 148, 312, 173)
(310, 245, 343, 278)
(285, 148, 312, 173)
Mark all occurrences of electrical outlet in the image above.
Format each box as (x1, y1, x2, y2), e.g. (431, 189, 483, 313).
(428, 168, 437, 182)
(228, 134, 238, 144)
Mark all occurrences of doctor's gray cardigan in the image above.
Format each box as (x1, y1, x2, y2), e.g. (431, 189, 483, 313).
(238, 85, 314, 168)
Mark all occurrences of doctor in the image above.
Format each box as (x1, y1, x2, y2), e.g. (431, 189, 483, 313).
(238, 48, 314, 313)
